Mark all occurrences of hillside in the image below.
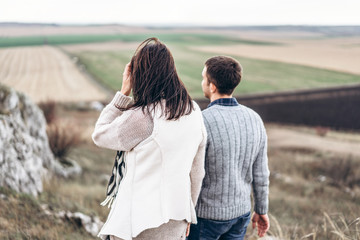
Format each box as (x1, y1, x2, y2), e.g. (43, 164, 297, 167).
(1, 103, 359, 239)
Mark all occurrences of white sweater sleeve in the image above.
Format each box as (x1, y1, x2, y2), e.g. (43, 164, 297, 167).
(92, 92, 153, 151)
(190, 118, 207, 206)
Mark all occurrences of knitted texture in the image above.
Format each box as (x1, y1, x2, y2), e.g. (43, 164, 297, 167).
(92, 92, 153, 152)
(93, 93, 206, 239)
(196, 104, 269, 220)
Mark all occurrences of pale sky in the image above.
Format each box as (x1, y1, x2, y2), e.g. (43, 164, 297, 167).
(0, 0, 359, 26)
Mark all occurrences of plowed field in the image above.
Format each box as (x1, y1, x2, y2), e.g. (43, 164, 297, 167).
(0, 46, 108, 103)
(192, 37, 360, 75)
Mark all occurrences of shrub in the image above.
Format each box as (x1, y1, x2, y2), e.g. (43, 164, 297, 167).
(315, 126, 329, 137)
(304, 156, 360, 189)
(47, 122, 81, 159)
(38, 100, 57, 124)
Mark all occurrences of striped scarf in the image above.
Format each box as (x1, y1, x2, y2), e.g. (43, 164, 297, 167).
(100, 151, 126, 208)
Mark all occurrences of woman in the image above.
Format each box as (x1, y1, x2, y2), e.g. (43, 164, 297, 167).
(92, 38, 206, 240)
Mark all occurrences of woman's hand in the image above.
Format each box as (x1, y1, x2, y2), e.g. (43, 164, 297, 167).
(186, 223, 191, 237)
(121, 63, 132, 96)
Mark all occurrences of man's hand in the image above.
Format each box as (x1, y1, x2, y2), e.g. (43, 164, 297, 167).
(251, 212, 270, 237)
(121, 62, 132, 96)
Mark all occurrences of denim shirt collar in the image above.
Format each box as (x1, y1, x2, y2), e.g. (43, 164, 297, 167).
(208, 97, 239, 108)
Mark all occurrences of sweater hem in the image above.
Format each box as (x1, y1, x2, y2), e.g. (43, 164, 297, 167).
(196, 203, 251, 221)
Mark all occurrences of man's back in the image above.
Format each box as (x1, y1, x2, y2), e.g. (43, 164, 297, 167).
(189, 55, 270, 240)
(196, 103, 269, 221)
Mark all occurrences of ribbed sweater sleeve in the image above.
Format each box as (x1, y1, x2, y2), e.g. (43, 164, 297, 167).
(252, 122, 270, 215)
(92, 92, 154, 151)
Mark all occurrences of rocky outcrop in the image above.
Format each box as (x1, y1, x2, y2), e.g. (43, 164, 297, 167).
(0, 84, 83, 196)
(57, 211, 104, 237)
(0, 84, 55, 196)
(40, 204, 103, 237)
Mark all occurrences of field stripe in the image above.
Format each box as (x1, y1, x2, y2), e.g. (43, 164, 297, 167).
(0, 46, 109, 103)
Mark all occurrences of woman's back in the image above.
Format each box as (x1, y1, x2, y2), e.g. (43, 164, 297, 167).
(97, 101, 205, 239)
(92, 37, 206, 240)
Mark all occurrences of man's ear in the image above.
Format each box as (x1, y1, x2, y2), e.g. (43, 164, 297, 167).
(210, 82, 217, 93)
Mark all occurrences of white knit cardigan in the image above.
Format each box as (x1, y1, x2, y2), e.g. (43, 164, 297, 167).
(92, 92, 207, 240)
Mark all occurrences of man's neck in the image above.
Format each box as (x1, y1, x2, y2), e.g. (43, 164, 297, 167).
(210, 94, 233, 103)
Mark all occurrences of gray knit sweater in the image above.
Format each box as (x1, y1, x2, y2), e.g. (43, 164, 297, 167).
(196, 103, 269, 220)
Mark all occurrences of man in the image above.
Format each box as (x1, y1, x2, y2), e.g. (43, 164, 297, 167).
(188, 56, 270, 240)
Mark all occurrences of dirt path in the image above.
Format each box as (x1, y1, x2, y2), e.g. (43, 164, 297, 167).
(0, 46, 109, 103)
(267, 124, 360, 157)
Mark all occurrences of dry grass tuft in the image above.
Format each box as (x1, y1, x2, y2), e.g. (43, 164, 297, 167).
(309, 156, 360, 189)
(258, 213, 360, 240)
(47, 121, 81, 159)
(38, 100, 57, 124)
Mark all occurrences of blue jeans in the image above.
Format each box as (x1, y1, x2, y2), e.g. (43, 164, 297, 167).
(188, 212, 251, 240)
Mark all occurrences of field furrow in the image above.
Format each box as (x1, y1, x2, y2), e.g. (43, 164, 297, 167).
(0, 46, 109, 103)
(0, 49, 16, 84)
(0, 49, 11, 80)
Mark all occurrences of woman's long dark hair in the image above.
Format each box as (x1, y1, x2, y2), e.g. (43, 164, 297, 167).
(126, 37, 193, 120)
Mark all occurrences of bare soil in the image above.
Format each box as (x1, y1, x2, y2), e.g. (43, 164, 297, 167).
(0, 25, 149, 37)
(192, 37, 360, 75)
(0, 46, 109, 103)
(267, 124, 360, 157)
(72, 104, 360, 158)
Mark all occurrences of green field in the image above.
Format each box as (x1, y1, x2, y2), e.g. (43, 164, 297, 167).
(68, 41, 360, 98)
(1, 31, 360, 239)
(2, 32, 360, 97)
(0, 33, 279, 48)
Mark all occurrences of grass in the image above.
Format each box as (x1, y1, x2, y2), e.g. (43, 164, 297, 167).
(0, 33, 279, 48)
(250, 212, 360, 240)
(1, 105, 359, 239)
(2, 31, 360, 97)
(72, 44, 360, 98)
(0, 186, 93, 239)
(0, 142, 115, 240)
(1, 31, 360, 238)
(2, 136, 359, 239)
(266, 146, 360, 239)
(72, 50, 133, 92)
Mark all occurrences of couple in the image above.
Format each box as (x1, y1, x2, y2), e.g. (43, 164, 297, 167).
(92, 38, 270, 240)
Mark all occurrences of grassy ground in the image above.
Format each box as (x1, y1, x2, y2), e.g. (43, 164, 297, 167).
(72, 44, 360, 98)
(0, 144, 114, 240)
(1, 31, 360, 239)
(1, 107, 359, 239)
(265, 148, 360, 239)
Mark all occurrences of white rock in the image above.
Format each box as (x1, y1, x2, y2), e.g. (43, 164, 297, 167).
(0, 84, 82, 196)
(90, 101, 104, 111)
(53, 158, 82, 178)
(0, 84, 54, 196)
(53, 209, 104, 237)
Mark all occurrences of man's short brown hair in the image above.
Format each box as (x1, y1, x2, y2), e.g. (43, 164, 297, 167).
(205, 56, 242, 95)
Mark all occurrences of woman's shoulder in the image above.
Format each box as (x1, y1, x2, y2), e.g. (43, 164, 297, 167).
(191, 100, 202, 112)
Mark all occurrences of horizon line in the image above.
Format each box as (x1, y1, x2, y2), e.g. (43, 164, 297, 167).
(1, 21, 360, 28)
